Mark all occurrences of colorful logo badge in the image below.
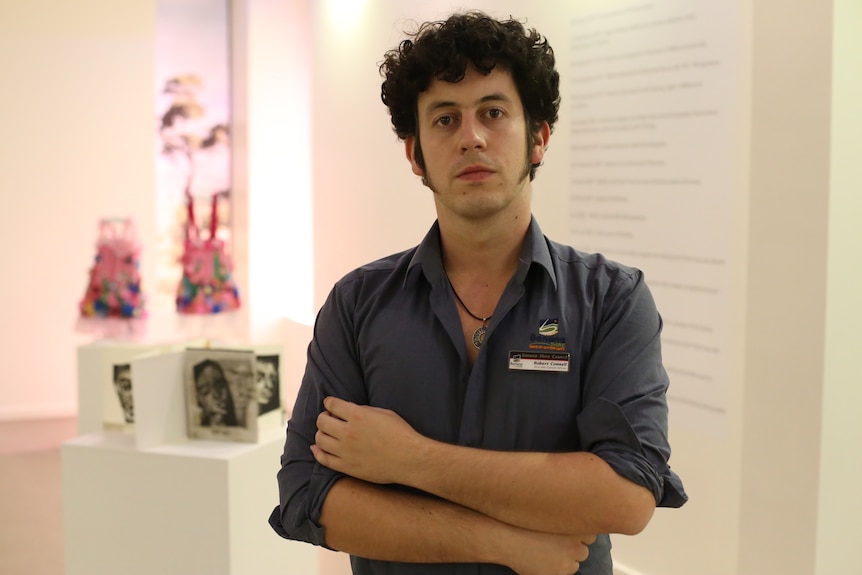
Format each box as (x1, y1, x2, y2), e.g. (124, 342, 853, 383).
(538, 318, 559, 337)
(529, 319, 566, 351)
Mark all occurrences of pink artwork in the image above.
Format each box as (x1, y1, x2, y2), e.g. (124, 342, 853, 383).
(155, 0, 234, 313)
(176, 191, 240, 314)
(79, 219, 146, 320)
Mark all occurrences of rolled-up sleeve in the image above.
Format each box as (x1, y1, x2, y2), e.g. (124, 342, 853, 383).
(576, 269, 687, 508)
(268, 280, 369, 544)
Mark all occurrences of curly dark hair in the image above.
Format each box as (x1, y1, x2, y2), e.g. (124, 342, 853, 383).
(380, 11, 560, 181)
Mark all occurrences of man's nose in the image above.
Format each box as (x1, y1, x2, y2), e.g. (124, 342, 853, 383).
(459, 116, 486, 151)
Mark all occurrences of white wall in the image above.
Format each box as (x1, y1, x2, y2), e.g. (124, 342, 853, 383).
(0, 0, 157, 419)
(232, 0, 315, 333)
(229, 0, 316, 422)
(738, 1, 832, 573)
(815, 0, 862, 571)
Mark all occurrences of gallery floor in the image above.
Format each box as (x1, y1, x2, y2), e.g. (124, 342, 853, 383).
(0, 417, 78, 575)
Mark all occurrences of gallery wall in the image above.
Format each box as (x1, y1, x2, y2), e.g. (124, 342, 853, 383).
(738, 1, 831, 572)
(0, 0, 158, 419)
(815, 0, 862, 570)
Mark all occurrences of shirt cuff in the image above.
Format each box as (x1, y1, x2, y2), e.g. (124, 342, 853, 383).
(577, 397, 688, 508)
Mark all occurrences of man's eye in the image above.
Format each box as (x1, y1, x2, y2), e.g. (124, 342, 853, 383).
(435, 115, 453, 127)
(487, 108, 504, 119)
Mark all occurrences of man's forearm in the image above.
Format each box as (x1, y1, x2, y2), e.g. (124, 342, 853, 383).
(319, 476, 594, 575)
(314, 398, 655, 536)
(320, 477, 505, 564)
(403, 441, 656, 536)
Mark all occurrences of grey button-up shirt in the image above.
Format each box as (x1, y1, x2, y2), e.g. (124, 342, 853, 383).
(269, 217, 687, 574)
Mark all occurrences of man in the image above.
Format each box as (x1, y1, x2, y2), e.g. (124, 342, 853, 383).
(269, 11, 686, 574)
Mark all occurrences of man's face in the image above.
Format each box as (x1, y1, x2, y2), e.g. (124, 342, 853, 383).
(406, 66, 548, 223)
(256, 360, 277, 404)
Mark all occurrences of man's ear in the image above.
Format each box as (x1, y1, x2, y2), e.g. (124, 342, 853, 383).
(405, 136, 424, 177)
(530, 121, 551, 166)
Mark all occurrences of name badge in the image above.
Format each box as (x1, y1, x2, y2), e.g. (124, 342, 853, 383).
(508, 351, 570, 373)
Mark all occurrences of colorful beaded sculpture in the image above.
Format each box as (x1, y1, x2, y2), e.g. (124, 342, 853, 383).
(79, 218, 146, 320)
(176, 191, 240, 314)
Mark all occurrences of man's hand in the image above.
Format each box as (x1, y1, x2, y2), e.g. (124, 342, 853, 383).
(312, 397, 422, 484)
(502, 531, 596, 575)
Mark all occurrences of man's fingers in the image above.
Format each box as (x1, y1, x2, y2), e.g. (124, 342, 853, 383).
(322, 396, 352, 419)
(316, 410, 348, 438)
(313, 424, 349, 464)
(310, 443, 338, 468)
(314, 427, 335, 452)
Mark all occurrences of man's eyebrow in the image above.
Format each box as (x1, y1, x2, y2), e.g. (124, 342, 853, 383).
(423, 93, 513, 115)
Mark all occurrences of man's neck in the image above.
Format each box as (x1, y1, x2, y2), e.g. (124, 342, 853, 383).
(438, 210, 530, 288)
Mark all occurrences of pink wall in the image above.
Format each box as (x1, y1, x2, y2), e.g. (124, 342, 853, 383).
(0, 1, 158, 419)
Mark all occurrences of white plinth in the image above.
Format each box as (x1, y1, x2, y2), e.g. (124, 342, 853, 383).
(61, 430, 318, 575)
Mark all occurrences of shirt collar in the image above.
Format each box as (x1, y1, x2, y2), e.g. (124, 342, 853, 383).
(405, 217, 557, 291)
(518, 216, 557, 291)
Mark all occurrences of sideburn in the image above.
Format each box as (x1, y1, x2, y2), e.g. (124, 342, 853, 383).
(523, 127, 535, 182)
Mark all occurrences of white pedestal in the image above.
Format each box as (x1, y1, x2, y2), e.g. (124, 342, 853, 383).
(62, 429, 317, 575)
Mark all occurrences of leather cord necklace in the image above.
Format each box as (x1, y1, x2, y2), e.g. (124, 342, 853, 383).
(451, 285, 491, 349)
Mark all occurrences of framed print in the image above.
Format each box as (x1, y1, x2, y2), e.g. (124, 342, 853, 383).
(183, 348, 258, 443)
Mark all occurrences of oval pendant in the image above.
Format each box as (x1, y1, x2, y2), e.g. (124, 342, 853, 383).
(472, 325, 487, 349)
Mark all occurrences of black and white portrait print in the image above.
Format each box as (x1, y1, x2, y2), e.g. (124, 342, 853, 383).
(184, 348, 258, 443)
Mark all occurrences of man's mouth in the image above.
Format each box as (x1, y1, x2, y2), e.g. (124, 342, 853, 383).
(457, 165, 494, 180)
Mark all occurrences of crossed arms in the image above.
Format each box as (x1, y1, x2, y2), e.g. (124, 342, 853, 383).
(309, 396, 656, 574)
